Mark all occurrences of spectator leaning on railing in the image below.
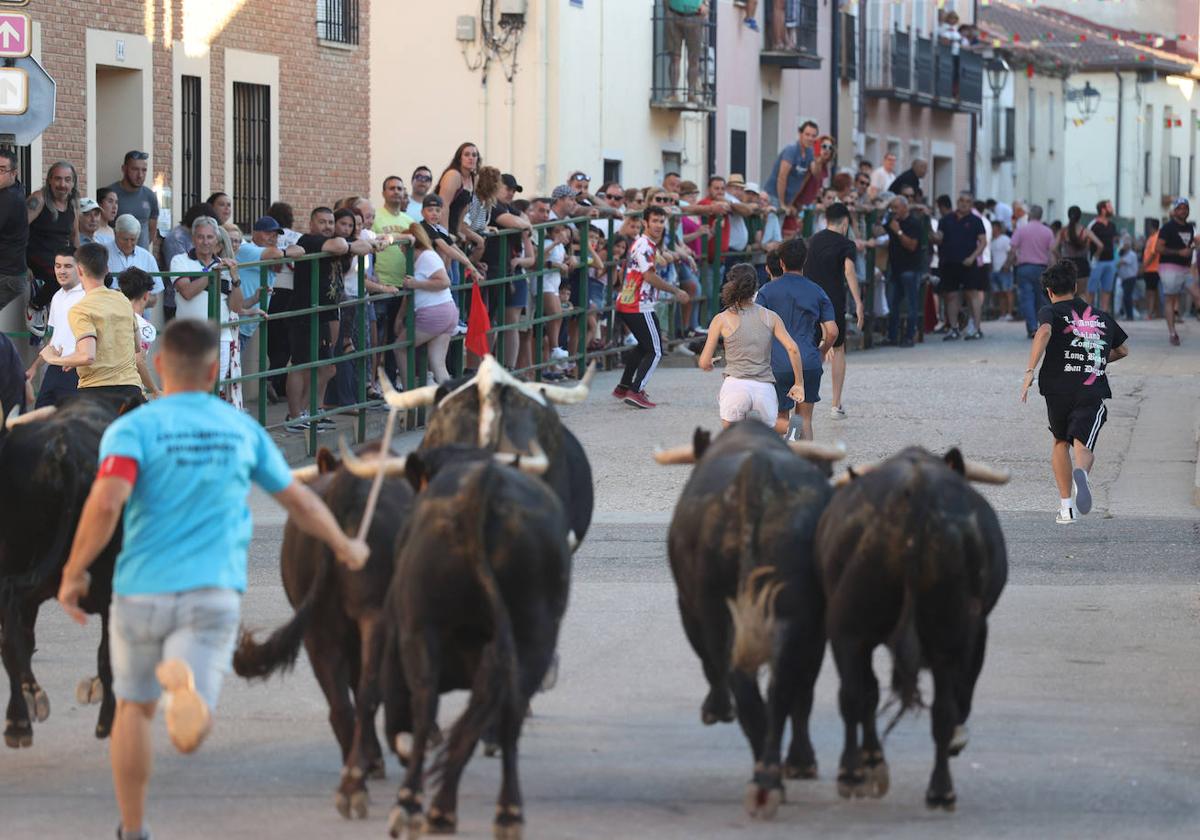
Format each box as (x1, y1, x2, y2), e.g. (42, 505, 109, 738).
(105, 215, 162, 303)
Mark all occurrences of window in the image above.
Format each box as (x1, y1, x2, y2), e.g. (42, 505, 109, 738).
(317, 0, 359, 45)
(1047, 93, 1055, 154)
(232, 82, 271, 231)
(180, 75, 202, 211)
(603, 159, 622, 185)
(1191, 109, 1197, 196)
(662, 150, 682, 180)
(909, 140, 923, 168)
(730, 129, 747, 179)
(1028, 90, 1036, 151)
(1143, 105, 1154, 195)
(1169, 156, 1182, 197)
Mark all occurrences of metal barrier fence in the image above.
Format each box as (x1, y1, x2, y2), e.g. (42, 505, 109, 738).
(140, 205, 922, 454)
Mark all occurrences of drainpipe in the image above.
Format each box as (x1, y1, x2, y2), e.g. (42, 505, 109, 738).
(830, 4, 839, 148)
(706, 2, 717, 177)
(1113, 70, 1123, 215)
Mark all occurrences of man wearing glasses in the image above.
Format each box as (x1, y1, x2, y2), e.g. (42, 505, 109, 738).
(107, 151, 159, 251)
(405, 166, 433, 216)
(591, 182, 627, 236)
(0, 149, 28, 315)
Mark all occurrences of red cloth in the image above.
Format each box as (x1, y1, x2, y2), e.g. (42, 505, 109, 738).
(465, 280, 492, 357)
(98, 455, 138, 486)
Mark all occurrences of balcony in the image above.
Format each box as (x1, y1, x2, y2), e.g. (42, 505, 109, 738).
(761, 0, 821, 70)
(650, 0, 716, 111)
(864, 27, 983, 114)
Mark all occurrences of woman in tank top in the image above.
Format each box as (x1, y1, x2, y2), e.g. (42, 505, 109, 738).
(1056, 205, 1101, 282)
(699, 263, 804, 428)
(436, 142, 480, 241)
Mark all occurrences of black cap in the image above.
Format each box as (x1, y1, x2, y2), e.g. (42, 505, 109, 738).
(422, 193, 444, 208)
(501, 173, 523, 193)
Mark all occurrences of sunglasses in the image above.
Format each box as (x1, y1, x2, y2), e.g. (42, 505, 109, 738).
(412, 174, 432, 182)
(653, 197, 677, 205)
(126, 151, 149, 161)
(605, 193, 623, 200)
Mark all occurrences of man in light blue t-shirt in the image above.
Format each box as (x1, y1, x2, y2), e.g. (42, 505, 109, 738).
(58, 318, 368, 840)
(756, 237, 838, 442)
(236, 215, 304, 358)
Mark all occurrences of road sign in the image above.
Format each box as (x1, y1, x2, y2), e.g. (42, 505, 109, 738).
(0, 55, 53, 143)
(0, 12, 29, 58)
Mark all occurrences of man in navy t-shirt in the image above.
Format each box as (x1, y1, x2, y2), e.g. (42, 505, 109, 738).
(57, 319, 370, 840)
(757, 237, 838, 441)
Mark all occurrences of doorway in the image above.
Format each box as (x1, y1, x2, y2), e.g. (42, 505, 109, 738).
(932, 155, 954, 201)
(760, 99, 779, 184)
(95, 66, 144, 187)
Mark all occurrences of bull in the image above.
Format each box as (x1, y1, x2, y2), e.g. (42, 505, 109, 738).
(374, 447, 570, 840)
(816, 446, 1008, 810)
(381, 354, 594, 548)
(0, 396, 127, 749)
(656, 420, 846, 818)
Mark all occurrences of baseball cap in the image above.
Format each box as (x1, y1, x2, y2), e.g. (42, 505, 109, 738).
(502, 173, 523, 193)
(728, 173, 746, 187)
(743, 182, 761, 194)
(79, 198, 100, 213)
(1172, 196, 1189, 209)
(550, 184, 575, 201)
(253, 215, 283, 232)
(422, 193, 444, 208)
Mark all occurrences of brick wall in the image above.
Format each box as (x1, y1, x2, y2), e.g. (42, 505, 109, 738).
(28, 0, 370, 226)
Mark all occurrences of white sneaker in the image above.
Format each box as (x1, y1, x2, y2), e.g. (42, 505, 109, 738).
(623, 333, 637, 346)
(1055, 508, 1077, 525)
(285, 412, 310, 433)
(1072, 468, 1092, 515)
(830, 405, 847, 419)
(550, 347, 569, 361)
(674, 342, 695, 357)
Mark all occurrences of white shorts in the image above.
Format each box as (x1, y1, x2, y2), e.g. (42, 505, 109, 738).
(719, 377, 778, 425)
(1159, 264, 1194, 296)
(542, 271, 562, 295)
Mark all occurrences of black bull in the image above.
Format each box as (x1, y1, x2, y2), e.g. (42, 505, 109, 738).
(381, 455, 570, 840)
(816, 446, 1008, 811)
(0, 397, 126, 749)
(661, 420, 844, 818)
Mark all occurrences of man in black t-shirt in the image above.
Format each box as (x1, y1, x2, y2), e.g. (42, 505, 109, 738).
(936, 192, 988, 340)
(802, 202, 863, 417)
(1021, 260, 1129, 525)
(1086, 199, 1119, 312)
(883, 196, 924, 347)
(285, 206, 378, 431)
(1154, 197, 1200, 346)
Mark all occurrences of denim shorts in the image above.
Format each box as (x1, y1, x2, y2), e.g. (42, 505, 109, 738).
(110, 588, 241, 709)
(1088, 259, 1117, 294)
(990, 270, 1013, 292)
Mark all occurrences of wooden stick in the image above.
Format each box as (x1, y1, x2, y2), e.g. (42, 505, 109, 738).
(355, 405, 399, 543)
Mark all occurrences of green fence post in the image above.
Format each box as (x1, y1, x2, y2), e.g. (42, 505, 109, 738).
(575, 219, 587, 372)
(356, 257, 367, 443)
(533, 225, 545, 379)
(710, 216, 725, 322)
(497, 231, 509, 364)
(258, 299, 268, 427)
(208, 269, 221, 397)
(308, 258, 319, 456)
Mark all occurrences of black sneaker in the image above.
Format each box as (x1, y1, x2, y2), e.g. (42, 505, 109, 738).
(312, 414, 336, 430)
(942, 329, 961, 341)
(285, 414, 310, 433)
(963, 330, 983, 341)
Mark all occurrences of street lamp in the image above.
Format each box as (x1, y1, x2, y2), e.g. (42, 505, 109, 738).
(986, 56, 1010, 96)
(1067, 81, 1101, 121)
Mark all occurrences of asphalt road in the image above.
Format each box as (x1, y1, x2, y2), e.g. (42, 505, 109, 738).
(3, 317, 1199, 839)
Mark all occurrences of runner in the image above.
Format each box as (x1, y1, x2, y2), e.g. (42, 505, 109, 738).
(697, 263, 804, 428)
(614, 205, 689, 409)
(1020, 260, 1129, 524)
(56, 318, 370, 840)
(756, 237, 838, 441)
(1155, 197, 1200, 346)
(803, 202, 863, 416)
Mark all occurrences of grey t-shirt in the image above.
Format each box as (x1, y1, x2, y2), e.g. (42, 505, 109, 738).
(108, 183, 159, 248)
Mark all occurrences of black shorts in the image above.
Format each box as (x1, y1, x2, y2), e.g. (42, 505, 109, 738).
(1143, 271, 1159, 291)
(287, 317, 333, 365)
(938, 262, 982, 292)
(1069, 256, 1091, 280)
(1045, 393, 1107, 450)
(813, 283, 847, 349)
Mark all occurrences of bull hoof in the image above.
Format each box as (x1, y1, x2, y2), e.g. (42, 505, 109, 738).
(483, 739, 500, 758)
(494, 805, 524, 839)
(425, 808, 457, 834)
(949, 724, 969, 757)
(4, 719, 32, 749)
(387, 805, 421, 840)
(862, 752, 890, 798)
(743, 782, 783, 820)
(836, 766, 867, 799)
(925, 788, 957, 811)
(700, 689, 735, 726)
(95, 720, 112, 739)
(22, 685, 50, 723)
(784, 761, 818, 780)
(76, 676, 104, 706)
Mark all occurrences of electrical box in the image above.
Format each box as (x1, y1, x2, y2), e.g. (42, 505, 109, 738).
(498, 0, 528, 16)
(456, 15, 477, 42)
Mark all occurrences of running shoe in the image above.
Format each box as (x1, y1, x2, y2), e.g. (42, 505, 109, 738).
(550, 347, 570, 361)
(745, 18, 760, 31)
(285, 414, 310, 433)
(612, 384, 630, 400)
(455, 321, 469, 335)
(623, 390, 656, 409)
(623, 333, 638, 346)
(942, 329, 961, 341)
(830, 405, 847, 419)
(963, 330, 983, 341)
(156, 659, 210, 754)
(312, 414, 336, 430)
(1072, 468, 1092, 515)
(1055, 508, 1076, 525)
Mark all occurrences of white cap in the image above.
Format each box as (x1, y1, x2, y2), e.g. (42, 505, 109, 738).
(743, 182, 761, 194)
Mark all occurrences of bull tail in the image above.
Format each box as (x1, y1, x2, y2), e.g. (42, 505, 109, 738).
(884, 480, 928, 733)
(727, 454, 786, 674)
(433, 463, 519, 776)
(232, 548, 331, 679)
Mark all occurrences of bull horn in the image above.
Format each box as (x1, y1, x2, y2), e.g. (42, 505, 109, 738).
(963, 459, 1010, 485)
(529, 361, 597, 405)
(291, 464, 321, 483)
(787, 440, 847, 462)
(832, 462, 878, 487)
(379, 376, 439, 411)
(338, 436, 409, 479)
(493, 440, 549, 475)
(5, 405, 56, 430)
(653, 444, 696, 465)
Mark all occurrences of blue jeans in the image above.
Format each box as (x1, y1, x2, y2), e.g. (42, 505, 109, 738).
(1015, 263, 1049, 333)
(886, 269, 921, 342)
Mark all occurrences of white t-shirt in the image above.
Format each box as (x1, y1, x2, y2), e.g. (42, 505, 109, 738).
(47, 284, 86, 355)
(343, 229, 378, 298)
(271, 229, 302, 291)
(170, 252, 236, 340)
(974, 209, 993, 266)
(871, 166, 895, 194)
(543, 242, 566, 294)
(412, 249, 453, 309)
(989, 234, 1011, 272)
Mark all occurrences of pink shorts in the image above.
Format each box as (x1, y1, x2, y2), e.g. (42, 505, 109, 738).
(413, 301, 459, 336)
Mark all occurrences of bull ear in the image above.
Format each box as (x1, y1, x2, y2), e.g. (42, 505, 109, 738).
(943, 447, 966, 476)
(404, 452, 429, 493)
(692, 427, 712, 460)
(316, 447, 339, 475)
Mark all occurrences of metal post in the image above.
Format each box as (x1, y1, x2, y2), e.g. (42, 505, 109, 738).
(533, 226, 545, 379)
(208, 269, 221, 397)
(308, 258, 319, 456)
(356, 257, 367, 443)
(576, 219, 588, 371)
